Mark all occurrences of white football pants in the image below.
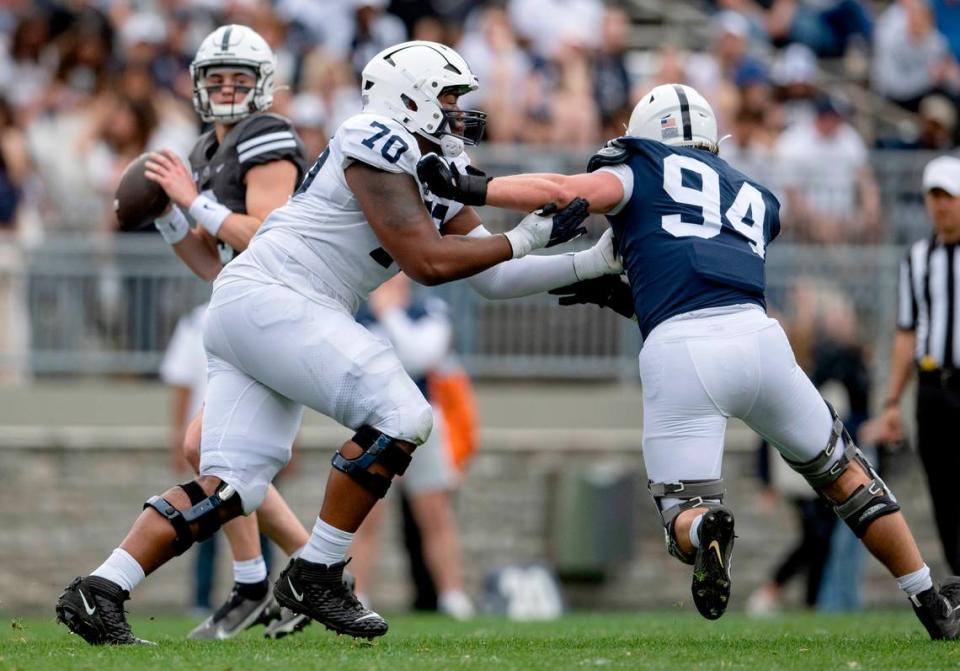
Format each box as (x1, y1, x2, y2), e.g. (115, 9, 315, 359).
(639, 305, 843, 511)
(199, 279, 433, 513)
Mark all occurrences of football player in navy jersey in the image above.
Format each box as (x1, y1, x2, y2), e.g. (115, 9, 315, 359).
(417, 83, 960, 638)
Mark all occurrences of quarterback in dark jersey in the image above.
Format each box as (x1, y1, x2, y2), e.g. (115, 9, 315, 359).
(417, 83, 960, 639)
(55, 25, 313, 644)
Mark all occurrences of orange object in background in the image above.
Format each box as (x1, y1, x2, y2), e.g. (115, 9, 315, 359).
(428, 367, 479, 474)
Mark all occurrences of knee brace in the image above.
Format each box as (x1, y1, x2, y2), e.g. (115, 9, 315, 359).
(144, 481, 239, 555)
(786, 403, 901, 538)
(648, 479, 726, 564)
(332, 425, 414, 498)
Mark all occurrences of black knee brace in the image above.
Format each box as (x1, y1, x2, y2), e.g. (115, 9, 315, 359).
(144, 481, 239, 555)
(331, 425, 413, 498)
(786, 402, 901, 538)
(648, 479, 726, 564)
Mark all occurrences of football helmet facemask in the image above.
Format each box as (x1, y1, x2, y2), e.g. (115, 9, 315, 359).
(361, 40, 486, 157)
(627, 83, 719, 154)
(191, 24, 276, 124)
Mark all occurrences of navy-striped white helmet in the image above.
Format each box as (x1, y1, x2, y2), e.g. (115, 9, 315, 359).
(191, 25, 276, 124)
(361, 41, 486, 157)
(627, 84, 719, 154)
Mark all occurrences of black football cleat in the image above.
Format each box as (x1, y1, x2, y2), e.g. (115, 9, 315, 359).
(691, 507, 736, 620)
(273, 558, 387, 639)
(55, 576, 154, 645)
(911, 579, 960, 640)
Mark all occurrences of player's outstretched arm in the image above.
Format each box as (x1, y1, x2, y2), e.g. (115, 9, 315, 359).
(348, 163, 589, 285)
(417, 152, 624, 214)
(443, 207, 622, 299)
(348, 162, 512, 284)
(487, 171, 624, 215)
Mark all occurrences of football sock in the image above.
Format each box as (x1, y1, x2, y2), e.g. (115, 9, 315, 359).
(439, 590, 475, 619)
(897, 564, 933, 597)
(236, 580, 269, 600)
(91, 548, 146, 594)
(300, 517, 354, 566)
(688, 513, 705, 550)
(234, 556, 267, 585)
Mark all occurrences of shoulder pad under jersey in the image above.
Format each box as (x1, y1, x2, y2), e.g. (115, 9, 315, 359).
(232, 113, 304, 167)
(587, 138, 628, 173)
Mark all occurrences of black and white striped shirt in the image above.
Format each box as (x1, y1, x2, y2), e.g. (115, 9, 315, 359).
(898, 236, 960, 368)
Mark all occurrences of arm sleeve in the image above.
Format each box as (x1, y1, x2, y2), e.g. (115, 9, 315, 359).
(235, 115, 307, 180)
(378, 301, 452, 377)
(896, 254, 917, 331)
(464, 225, 580, 299)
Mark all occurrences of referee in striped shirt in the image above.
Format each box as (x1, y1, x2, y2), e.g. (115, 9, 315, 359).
(876, 155, 960, 575)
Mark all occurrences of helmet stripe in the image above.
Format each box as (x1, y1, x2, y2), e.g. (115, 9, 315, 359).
(672, 85, 692, 141)
(220, 26, 232, 51)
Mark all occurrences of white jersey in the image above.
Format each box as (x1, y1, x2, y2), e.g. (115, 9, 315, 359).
(218, 113, 469, 313)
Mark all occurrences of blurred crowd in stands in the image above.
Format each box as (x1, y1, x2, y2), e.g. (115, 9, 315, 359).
(0, 0, 956, 247)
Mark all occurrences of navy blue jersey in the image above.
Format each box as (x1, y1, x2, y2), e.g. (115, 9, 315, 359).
(590, 138, 781, 338)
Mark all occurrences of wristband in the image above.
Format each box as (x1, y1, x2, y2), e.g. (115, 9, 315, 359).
(153, 206, 190, 245)
(188, 194, 231, 238)
(458, 173, 489, 206)
(502, 229, 533, 259)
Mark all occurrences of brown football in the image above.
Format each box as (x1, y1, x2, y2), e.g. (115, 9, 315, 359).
(114, 153, 170, 231)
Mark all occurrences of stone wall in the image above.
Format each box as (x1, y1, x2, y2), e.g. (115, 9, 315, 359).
(0, 382, 943, 615)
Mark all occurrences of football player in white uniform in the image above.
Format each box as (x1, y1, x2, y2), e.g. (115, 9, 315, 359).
(58, 25, 315, 643)
(55, 40, 623, 644)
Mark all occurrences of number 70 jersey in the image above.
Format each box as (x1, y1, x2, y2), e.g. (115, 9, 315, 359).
(253, 113, 467, 311)
(591, 138, 782, 338)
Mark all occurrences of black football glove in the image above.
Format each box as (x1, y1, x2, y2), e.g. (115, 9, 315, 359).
(540, 197, 590, 248)
(549, 273, 635, 319)
(416, 152, 490, 206)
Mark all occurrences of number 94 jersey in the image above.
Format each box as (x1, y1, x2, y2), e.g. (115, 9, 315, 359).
(252, 113, 467, 312)
(591, 138, 781, 338)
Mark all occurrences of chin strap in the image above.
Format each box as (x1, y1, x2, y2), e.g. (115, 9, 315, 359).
(439, 134, 464, 157)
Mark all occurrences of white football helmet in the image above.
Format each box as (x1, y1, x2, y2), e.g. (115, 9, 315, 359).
(191, 24, 276, 124)
(361, 40, 486, 157)
(627, 84, 719, 154)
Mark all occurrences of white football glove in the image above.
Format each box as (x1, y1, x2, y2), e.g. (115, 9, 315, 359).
(572, 227, 622, 280)
(502, 198, 590, 259)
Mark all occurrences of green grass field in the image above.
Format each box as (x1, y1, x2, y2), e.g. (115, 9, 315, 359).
(3, 611, 960, 671)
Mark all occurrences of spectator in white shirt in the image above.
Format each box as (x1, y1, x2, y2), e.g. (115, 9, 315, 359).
(774, 95, 880, 243)
(872, 0, 960, 111)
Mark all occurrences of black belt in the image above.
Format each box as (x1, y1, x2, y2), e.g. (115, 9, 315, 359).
(917, 368, 960, 391)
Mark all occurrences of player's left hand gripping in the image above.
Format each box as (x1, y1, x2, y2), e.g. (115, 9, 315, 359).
(542, 197, 590, 248)
(416, 152, 489, 206)
(503, 197, 591, 259)
(549, 274, 635, 319)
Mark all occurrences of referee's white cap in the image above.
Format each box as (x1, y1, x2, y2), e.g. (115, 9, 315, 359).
(923, 155, 960, 196)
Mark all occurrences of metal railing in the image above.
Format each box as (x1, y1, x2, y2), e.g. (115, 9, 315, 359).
(0, 234, 902, 381)
(0, 146, 941, 380)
